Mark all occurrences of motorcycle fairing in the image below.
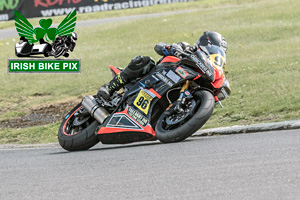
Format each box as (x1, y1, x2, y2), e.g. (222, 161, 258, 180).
(142, 66, 198, 96)
(211, 67, 225, 88)
(120, 64, 199, 117)
(133, 88, 158, 115)
(97, 106, 156, 144)
(97, 57, 200, 144)
(109, 65, 121, 76)
(160, 56, 180, 63)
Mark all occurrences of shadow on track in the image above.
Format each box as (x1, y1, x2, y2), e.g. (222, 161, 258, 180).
(49, 139, 197, 155)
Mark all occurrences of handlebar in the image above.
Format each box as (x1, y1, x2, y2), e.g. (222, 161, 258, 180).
(170, 46, 215, 82)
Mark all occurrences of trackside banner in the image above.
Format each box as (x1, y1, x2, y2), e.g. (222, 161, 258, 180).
(0, 0, 192, 21)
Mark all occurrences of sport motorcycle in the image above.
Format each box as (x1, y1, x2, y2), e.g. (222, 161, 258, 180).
(58, 48, 231, 151)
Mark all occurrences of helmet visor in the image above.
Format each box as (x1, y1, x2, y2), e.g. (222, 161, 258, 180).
(200, 45, 226, 70)
(200, 44, 226, 58)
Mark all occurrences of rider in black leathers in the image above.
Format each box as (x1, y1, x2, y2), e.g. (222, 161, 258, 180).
(97, 31, 228, 100)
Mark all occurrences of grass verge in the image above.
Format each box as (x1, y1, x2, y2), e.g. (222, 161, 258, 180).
(0, 123, 59, 144)
(1, 0, 299, 144)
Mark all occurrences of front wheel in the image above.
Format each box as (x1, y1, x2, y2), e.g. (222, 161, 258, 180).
(155, 90, 214, 143)
(58, 103, 100, 151)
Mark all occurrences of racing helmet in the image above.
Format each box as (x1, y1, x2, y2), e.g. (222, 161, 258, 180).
(196, 31, 227, 70)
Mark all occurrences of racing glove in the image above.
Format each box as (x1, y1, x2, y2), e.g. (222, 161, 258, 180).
(161, 43, 183, 56)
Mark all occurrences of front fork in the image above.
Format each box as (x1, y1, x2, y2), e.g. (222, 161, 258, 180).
(166, 80, 193, 115)
(174, 80, 192, 112)
(170, 80, 224, 112)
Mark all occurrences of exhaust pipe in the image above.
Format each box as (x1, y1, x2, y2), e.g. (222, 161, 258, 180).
(82, 95, 109, 124)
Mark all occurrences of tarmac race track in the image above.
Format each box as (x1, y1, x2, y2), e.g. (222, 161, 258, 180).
(0, 129, 299, 200)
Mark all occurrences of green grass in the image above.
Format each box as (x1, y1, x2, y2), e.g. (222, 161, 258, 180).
(0, 110, 26, 121)
(0, 123, 59, 144)
(1, 0, 300, 144)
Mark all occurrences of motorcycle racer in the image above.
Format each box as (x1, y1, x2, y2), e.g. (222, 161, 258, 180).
(97, 31, 231, 101)
(59, 31, 232, 150)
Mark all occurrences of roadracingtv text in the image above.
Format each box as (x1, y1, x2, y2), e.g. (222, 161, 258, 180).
(40, 0, 189, 17)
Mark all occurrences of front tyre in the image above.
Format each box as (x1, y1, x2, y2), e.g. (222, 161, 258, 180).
(58, 103, 100, 151)
(155, 90, 214, 143)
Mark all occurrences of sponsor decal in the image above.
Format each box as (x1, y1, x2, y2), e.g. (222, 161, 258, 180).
(175, 66, 188, 78)
(152, 74, 159, 81)
(155, 72, 173, 87)
(127, 106, 149, 127)
(106, 113, 143, 130)
(142, 88, 157, 98)
(166, 70, 180, 83)
(190, 54, 212, 77)
(184, 91, 190, 96)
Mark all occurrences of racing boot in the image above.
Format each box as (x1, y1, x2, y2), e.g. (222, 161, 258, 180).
(97, 55, 155, 101)
(97, 72, 127, 101)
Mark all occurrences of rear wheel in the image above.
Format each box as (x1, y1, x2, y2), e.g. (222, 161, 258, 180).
(58, 103, 100, 151)
(155, 90, 214, 143)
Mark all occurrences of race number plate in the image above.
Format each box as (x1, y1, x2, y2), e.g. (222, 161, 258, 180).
(133, 90, 153, 115)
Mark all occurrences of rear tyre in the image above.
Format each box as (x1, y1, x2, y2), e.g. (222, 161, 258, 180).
(58, 103, 100, 151)
(155, 90, 214, 143)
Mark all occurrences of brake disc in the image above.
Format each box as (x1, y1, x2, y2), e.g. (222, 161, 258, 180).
(73, 116, 90, 126)
(165, 99, 196, 126)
